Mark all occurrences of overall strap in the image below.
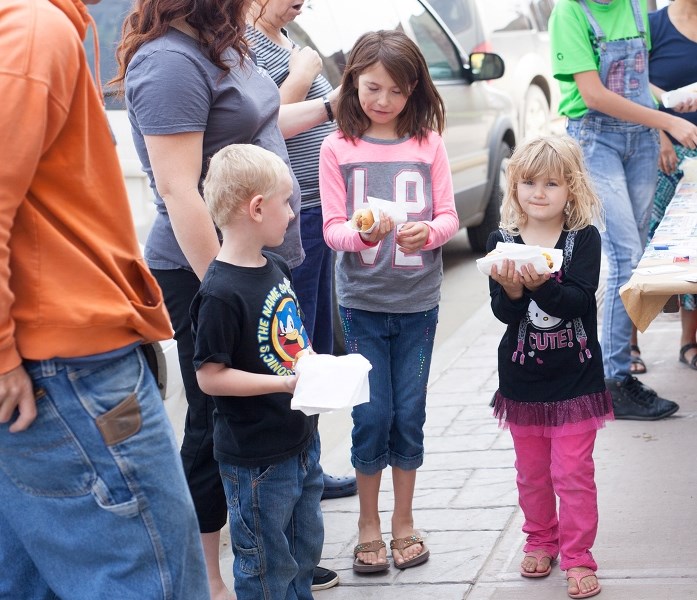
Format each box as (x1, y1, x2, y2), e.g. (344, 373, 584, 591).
(629, 0, 646, 37)
(562, 230, 577, 272)
(579, 0, 606, 43)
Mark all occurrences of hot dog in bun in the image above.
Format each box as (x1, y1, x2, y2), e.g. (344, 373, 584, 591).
(351, 208, 375, 232)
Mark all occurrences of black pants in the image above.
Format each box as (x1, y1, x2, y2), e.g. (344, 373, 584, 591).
(152, 268, 227, 533)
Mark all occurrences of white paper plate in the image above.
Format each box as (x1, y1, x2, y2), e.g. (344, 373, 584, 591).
(476, 242, 563, 276)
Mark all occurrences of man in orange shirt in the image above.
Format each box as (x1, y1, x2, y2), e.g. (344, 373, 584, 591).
(0, 0, 209, 597)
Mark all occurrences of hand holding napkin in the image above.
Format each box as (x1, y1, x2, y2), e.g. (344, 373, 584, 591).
(291, 353, 372, 416)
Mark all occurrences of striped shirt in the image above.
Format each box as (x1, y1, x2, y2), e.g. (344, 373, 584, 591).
(246, 25, 336, 210)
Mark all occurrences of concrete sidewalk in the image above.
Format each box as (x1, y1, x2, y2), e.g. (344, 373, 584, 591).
(314, 302, 697, 599)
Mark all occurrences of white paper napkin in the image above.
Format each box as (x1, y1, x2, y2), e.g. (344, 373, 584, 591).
(290, 353, 372, 416)
(366, 196, 408, 226)
(661, 82, 697, 109)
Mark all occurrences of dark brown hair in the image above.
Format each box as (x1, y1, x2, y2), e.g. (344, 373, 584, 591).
(110, 0, 250, 93)
(336, 30, 445, 142)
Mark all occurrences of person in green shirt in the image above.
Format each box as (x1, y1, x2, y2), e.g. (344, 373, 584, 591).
(549, 0, 697, 596)
(550, 0, 696, 420)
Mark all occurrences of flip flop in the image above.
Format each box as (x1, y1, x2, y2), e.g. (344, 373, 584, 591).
(630, 344, 647, 374)
(679, 343, 697, 371)
(390, 534, 430, 570)
(520, 548, 553, 578)
(353, 539, 389, 573)
(566, 568, 601, 599)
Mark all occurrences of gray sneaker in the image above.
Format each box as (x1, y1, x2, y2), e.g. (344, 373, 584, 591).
(605, 376, 679, 420)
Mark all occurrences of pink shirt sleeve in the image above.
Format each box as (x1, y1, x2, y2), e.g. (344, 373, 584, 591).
(319, 137, 376, 252)
(421, 135, 459, 251)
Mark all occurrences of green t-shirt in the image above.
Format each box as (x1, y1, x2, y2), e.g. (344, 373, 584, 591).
(549, 0, 651, 119)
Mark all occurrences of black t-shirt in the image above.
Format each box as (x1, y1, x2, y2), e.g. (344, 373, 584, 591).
(191, 252, 317, 467)
(487, 227, 607, 405)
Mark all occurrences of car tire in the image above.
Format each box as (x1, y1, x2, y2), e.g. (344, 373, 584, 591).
(467, 141, 511, 254)
(522, 84, 550, 139)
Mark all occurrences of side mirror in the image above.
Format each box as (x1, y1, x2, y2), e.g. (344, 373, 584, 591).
(469, 52, 505, 81)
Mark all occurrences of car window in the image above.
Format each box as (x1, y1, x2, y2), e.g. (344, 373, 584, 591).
(426, 0, 473, 37)
(530, 0, 555, 32)
(294, 0, 403, 59)
(395, 0, 464, 81)
(477, 0, 534, 33)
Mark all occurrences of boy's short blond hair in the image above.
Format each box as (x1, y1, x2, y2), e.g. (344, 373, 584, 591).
(203, 144, 291, 228)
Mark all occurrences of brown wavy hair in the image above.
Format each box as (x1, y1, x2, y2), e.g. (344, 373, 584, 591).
(110, 0, 250, 93)
(336, 30, 445, 143)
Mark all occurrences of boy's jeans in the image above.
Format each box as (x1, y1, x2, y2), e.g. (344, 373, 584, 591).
(220, 430, 323, 600)
(0, 348, 208, 600)
(567, 118, 658, 380)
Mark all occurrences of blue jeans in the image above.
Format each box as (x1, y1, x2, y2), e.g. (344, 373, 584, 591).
(567, 118, 659, 380)
(220, 430, 323, 600)
(291, 206, 334, 355)
(340, 306, 439, 474)
(0, 348, 208, 600)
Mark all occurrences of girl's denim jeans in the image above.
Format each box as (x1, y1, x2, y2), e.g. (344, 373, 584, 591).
(340, 306, 438, 475)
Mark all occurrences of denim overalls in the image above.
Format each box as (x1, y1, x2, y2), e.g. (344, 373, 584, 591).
(566, 0, 659, 381)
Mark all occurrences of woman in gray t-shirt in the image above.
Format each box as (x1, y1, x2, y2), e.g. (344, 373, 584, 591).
(112, 2, 335, 598)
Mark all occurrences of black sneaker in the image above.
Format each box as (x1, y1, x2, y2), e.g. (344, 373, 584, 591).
(312, 566, 339, 591)
(605, 376, 679, 420)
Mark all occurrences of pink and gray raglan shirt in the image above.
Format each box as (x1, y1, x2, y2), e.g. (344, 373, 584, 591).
(319, 130, 459, 314)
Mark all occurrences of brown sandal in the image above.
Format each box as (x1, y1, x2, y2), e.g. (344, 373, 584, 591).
(630, 344, 647, 374)
(353, 539, 389, 573)
(390, 534, 430, 570)
(679, 343, 697, 371)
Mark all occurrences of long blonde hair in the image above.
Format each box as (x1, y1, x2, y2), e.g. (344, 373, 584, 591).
(500, 135, 604, 234)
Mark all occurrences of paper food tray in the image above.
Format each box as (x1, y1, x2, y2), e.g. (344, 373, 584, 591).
(476, 242, 563, 276)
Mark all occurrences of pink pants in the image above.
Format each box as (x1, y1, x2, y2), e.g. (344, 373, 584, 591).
(511, 429, 598, 571)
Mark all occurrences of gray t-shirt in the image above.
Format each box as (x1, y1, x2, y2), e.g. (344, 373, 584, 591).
(246, 26, 335, 210)
(125, 28, 304, 270)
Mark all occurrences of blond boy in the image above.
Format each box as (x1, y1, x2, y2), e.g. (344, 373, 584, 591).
(191, 144, 323, 600)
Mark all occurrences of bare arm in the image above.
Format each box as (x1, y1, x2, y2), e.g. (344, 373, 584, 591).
(278, 46, 322, 104)
(144, 132, 220, 280)
(574, 70, 697, 148)
(278, 88, 339, 139)
(196, 362, 297, 396)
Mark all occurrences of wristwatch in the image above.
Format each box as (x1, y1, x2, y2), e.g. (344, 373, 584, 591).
(322, 95, 334, 122)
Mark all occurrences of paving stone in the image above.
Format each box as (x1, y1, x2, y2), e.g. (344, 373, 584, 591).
(451, 468, 518, 508)
(427, 432, 500, 453)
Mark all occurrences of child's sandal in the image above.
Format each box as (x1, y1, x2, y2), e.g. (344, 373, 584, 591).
(520, 548, 553, 578)
(566, 568, 601, 599)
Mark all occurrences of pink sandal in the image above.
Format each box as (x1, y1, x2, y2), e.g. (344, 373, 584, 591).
(520, 549, 553, 578)
(566, 568, 601, 599)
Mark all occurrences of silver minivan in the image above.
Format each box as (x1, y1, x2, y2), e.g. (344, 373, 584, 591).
(429, 0, 559, 139)
(88, 0, 517, 253)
